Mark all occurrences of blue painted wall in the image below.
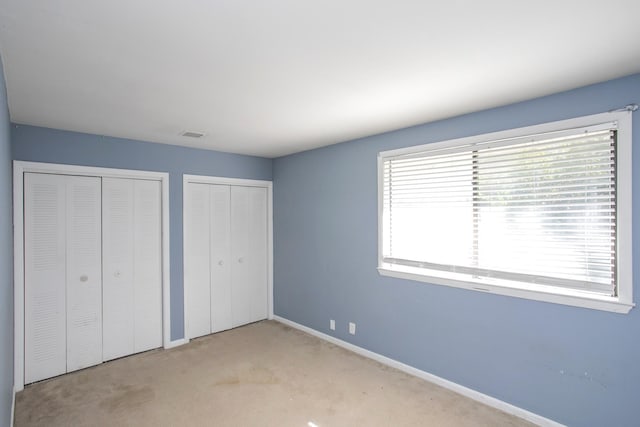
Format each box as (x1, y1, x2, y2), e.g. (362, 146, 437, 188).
(0, 56, 13, 427)
(273, 73, 640, 427)
(12, 125, 272, 340)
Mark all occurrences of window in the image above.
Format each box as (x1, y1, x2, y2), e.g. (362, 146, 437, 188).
(378, 111, 633, 313)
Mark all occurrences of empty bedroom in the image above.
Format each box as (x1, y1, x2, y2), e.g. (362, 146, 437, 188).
(0, 1, 639, 426)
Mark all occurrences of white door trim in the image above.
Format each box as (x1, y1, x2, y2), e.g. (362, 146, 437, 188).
(13, 160, 172, 391)
(183, 174, 274, 340)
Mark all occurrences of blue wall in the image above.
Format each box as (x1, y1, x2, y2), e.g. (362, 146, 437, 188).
(273, 73, 640, 427)
(12, 125, 272, 340)
(0, 56, 13, 427)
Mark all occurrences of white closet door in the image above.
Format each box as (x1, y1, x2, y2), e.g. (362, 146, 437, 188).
(24, 173, 67, 384)
(65, 176, 103, 373)
(102, 178, 135, 361)
(185, 183, 212, 339)
(103, 178, 162, 358)
(230, 186, 268, 327)
(209, 185, 232, 333)
(133, 179, 162, 352)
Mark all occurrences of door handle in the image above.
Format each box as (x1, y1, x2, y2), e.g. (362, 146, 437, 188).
(238, 257, 244, 264)
(80, 275, 88, 282)
(218, 260, 224, 266)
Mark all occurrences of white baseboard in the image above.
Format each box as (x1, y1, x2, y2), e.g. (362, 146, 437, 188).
(273, 315, 563, 427)
(164, 337, 189, 349)
(11, 385, 16, 427)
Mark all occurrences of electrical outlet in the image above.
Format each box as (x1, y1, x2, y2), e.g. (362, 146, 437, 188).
(330, 319, 335, 330)
(349, 322, 356, 335)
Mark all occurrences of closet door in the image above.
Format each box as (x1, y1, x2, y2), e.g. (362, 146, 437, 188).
(65, 176, 103, 373)
(185, 180, 269, 337)
(103, 178, 162, 359)
(185, 183, 212, 339)
(230, 186, 268, 327)
(133, 179, 162, 353)
(102, 178, 135, 361)
(23, 168, 164, 385)
(210, 185, 232, 333)
(24, 173, 67, 384)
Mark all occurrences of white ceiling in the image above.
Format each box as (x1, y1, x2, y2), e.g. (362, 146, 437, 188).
(1, 1, 639, 158)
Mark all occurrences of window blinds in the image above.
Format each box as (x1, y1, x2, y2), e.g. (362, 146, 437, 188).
(382, 123, 618, 297)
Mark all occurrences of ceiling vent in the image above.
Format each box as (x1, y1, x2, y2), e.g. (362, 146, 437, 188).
(181, 130, 205, 138)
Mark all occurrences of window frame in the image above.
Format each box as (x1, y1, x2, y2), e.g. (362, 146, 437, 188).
(377, 111, 634, 314)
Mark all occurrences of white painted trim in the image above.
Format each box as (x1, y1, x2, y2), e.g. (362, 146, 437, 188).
(13, 161, 170, 181)
(182, 174, 274, 339)
(161, 175, 172, 352)
(13, 161, 172, 391)
(10, 386, 16, 427)
(184, 174, 272, 188)
(615, 112, 633, 305)
(377, 110, 634, 313)
(378, 267, 634, 314)
(12, 164, 25, 393)
(378, 111, 625, 159)
(164, 338, 190, 349)
(267, 184, 274, 320)
(182, 176, 190, 339)
(273, 316, 565, 427)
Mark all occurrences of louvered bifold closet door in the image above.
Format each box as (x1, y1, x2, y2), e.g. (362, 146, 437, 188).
(230, 186, 268, 327)
(65, 175, 103, 373)
(132, 179, 162, 353)
(210, 185, 232, 333)
(103, 178, 163, 360)
(25, 174, 102, 382)
(24, 173, 67, 384)
(102, 178, 135, 361)
(185, 183, 213, 339)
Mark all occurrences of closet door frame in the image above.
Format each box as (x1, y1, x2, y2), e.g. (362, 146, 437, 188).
(13, 161, 171, 392)
(183, 174, 274, 342)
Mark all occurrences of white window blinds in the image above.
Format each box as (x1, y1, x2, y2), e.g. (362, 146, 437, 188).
(382, 122, 618, 297)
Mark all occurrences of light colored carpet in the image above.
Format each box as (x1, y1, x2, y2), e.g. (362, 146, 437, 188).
(15, 320, 534, 427)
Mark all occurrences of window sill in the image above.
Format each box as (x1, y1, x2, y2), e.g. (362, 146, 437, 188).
(378, 266, 634, 314)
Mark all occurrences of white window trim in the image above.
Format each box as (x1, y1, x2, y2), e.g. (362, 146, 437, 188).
(377, 111, 634, 314)
(13, 161, 172, 391)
